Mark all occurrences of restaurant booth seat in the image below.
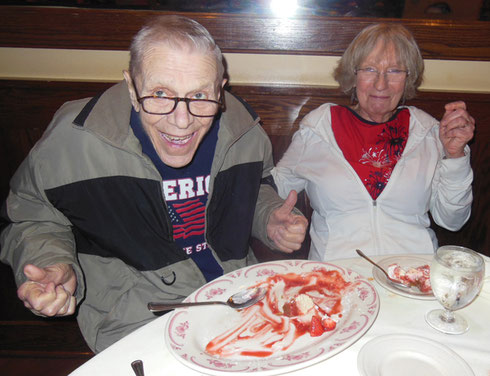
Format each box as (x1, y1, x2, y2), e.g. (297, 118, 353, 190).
(0, 6, 489, 376)
(1, 80, 488, 375)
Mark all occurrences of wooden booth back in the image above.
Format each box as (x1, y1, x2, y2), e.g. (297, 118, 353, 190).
(1, 81, 488, 259)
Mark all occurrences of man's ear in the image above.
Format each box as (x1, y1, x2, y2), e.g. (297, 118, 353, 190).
(123, 70, 140, 111)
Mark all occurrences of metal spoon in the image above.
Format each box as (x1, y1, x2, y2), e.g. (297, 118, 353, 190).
(356, 249, 410, 289)
(147, 286, 267, 312)
(131, 360, 145, 376)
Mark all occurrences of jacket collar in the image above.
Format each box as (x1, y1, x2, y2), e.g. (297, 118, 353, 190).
(402, 106, 439, 155)
(313, 104, 437, 152)
(219, 91, 261, 141)
(73, 81, 133, 147)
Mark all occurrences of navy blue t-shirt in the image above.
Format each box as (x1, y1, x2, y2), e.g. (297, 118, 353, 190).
(130, 110, 224, 281)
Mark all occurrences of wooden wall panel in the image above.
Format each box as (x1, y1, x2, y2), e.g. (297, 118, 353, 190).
(1, 6, 489, 60)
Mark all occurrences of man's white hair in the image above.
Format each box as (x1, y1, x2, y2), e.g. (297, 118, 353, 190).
(129, 15, 224, 84)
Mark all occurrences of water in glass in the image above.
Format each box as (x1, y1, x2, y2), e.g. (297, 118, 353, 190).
(425, 245, 485, 334)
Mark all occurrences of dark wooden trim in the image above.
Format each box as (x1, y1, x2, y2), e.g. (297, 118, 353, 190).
(0, 357, 89, 376)
(0, 6, 489, 60)
(0, 321, 93, 358)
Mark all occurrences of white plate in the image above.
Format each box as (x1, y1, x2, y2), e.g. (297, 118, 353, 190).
(372, 255, 435, 300)
(165, 260, 379, 375)
(357, 334, 474, 376)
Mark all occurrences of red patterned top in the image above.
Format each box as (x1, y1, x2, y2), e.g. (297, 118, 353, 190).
(331, 106, 410, 200)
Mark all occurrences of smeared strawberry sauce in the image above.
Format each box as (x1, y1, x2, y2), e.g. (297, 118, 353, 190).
(205, 269, 350, 358)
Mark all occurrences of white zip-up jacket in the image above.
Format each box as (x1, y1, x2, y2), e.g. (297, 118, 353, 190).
(272, 103, 473, 261)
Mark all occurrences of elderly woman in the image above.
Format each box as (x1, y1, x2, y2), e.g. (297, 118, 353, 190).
(272, 23, 475, 261)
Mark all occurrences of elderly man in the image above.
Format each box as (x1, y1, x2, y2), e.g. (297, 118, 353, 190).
(0, 15, 307, 353)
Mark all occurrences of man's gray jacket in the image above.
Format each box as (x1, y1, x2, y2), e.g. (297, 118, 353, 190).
(0, 81, 284, 352)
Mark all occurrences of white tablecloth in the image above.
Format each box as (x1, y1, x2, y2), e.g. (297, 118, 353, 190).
(70, 254, 490, 376)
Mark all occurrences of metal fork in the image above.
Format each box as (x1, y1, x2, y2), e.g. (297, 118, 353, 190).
(356, 249, 411, 289)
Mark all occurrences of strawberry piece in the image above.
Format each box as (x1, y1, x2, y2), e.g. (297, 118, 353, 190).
(309, 315, 325, 337)
(322, 317, 337, 331)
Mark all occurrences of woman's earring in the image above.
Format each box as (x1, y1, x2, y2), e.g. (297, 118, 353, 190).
(350, 90, 358, 104)
(400, 94, 406, 106)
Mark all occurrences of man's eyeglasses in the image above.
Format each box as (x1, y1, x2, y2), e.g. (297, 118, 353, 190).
(355, 67, 409, 83)
(134, 86, 224, 117)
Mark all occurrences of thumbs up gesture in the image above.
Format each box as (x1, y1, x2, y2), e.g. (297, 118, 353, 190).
(267, 190, 308, 253)
(17, 263, 77, 317)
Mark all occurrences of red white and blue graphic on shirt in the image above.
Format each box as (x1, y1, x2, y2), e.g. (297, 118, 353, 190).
(130, 109, 223, 281)
(163, 176, 209, 251)
(161, 173, 223, 282)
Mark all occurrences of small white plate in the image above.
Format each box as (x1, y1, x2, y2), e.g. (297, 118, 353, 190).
(357, 334, 474, 376)
(372, 255, 435, 300)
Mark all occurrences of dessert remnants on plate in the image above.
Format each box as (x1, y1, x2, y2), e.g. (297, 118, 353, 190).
(206, 269, 350, 358)
(165, 260, 379, 375)
(387, 263, 432, 293)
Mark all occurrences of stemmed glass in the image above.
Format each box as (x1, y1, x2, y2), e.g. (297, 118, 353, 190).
(425, 245, 485, 334)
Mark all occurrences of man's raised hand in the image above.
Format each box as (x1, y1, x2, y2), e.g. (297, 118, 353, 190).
(17, 263, 77, 317)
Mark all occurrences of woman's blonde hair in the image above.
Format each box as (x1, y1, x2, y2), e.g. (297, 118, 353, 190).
(333, 23, 424, 101)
